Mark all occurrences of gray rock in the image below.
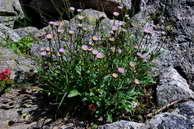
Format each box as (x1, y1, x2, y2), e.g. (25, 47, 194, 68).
(109, 0, 141, 13)
(0, 48, 36, 79)
(6, 123, 36, 129)
(147, 112, 194, 129)
(175, 100, 194, 122)
(0, 88, 39, 129)
(137, 0, 194, 89)
(98, 120, 147, 129)
(0, 23, 21, 42)
(14, 26, 41, 38)
(31, 40, 72, 57)
(0, 110, 23, 124)
(0, 0, 24, 27)
(70, 9, 125, 38)
(157, 67, 194, 106)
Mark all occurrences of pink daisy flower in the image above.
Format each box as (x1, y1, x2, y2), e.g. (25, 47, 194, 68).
(117, 67, 126, 74)
(96, 52, 105, 59)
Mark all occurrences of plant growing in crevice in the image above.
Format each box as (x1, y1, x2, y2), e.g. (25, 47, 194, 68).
(37, 9, 159, 123)
(5, 36, 36, 55)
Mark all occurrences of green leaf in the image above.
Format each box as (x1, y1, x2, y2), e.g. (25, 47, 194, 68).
(75, 65, 82, 75)
(67, 90, 81, 98)
(107, 113, 113, 123)
(103, 75, 111, 81)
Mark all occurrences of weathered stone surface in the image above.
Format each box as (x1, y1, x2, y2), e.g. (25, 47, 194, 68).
(0, 87, 79, 129)
(14, 26, 41, 38)
(70, 9, 125, 37)
(147, 113, 194, 129)
(174, 100, 194, 122)
(134, 0, 194, 90)
(98, 120, 147, 129)
(0, 88, 38, 129)
(0, 0, 24, 27)
(157, 67, 194, 106)
(0, 23, 21, 42)
(0, 48, 36, 78)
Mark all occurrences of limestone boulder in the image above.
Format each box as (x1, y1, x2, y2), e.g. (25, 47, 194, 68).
(147, 113, 194, 129)
(0, 0, 24, 27)
(157, 67, 194, 106)
(98, 120, 147, 129)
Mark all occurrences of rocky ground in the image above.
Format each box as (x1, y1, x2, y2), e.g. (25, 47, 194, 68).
(0, 0, 194, 129)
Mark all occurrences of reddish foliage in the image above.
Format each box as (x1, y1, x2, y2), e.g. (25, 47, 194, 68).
(0, 68, 12, 80)
(88, 104, 97, 111)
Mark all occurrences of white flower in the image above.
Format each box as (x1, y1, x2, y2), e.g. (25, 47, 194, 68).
(117, 6, 123, 9)
(48, 21, 60, 26)
(88, 47, 93, 51)
(109, 37, 115, 42)
(59, 48, 65, 53)
(57, 28, 64, 33)
(110, 47, 116, 52)
(129, 62, 136, 68)
(113, 12, 119, 16)
(77, 9, 83, 12)
(89, 41, 94, 46)
(96, 52, 105, 59)
(40, 47, 45, 51)
(134, 79, 140, 84)
(77, 24, 83, 28)
(81, 45, 89, 51)
(117, 67, 126, 74)
(118, 22, 125, 26)
(68, 30, 75, 35)
(92, 36, 100, 41)
(57, 21, 65, 33)
(121, 28, 127, 32)
(112, 73, 118, 78)
(144, 28, 153, 34)
(70, 7, 75, 11)
(131, 101, 139, 108)
(117, 48, 122, 53)
(82, 27, 87, 31)
(124, 14, 130, 20)
(125, 14, 129, 18)
(45, 47, 50, 52)
(137, 52, 149, 59)
(46, 34, 53, 39)
(40, 51, 47, 56)
(77, 15, 85, 20)
(92, 49, 99, 55)
(112, 26, 119, 31)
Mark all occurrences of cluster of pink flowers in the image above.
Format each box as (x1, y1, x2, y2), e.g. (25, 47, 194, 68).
(40, 47, 51, 56)
(59, 48, 65, 54)
(111, 67, 140, 84)
(111, 67, 126, 78)
(81, 45, 105, 59)
(69, 7, 83, 13)
(136, 52, 150, 60)
(0, 68, 12, 80)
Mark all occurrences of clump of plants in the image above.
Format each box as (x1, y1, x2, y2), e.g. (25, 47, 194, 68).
(37, 9, 158, 123)
(6, 36, 35, 55)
